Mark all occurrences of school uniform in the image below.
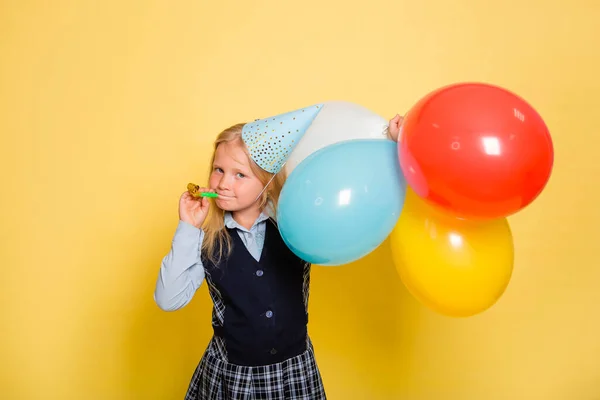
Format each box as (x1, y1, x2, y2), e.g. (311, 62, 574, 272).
(155, 211, 326, 400)
(155, 103, 327, 399)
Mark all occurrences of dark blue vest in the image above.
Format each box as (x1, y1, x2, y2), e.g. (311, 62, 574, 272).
(203, 219, 309, 366)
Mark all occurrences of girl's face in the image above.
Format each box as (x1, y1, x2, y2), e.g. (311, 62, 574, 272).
(209, 140, 264, 213)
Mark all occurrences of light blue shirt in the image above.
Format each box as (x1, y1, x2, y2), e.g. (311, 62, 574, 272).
(154, 212, 272, 311)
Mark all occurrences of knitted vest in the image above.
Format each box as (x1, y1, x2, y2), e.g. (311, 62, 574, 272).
(203, 219, 309, 366)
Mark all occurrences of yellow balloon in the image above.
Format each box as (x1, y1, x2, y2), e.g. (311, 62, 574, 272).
(390, 190, 514, 317)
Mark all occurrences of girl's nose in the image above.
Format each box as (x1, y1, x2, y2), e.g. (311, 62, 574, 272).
(218, 174, 231, 190)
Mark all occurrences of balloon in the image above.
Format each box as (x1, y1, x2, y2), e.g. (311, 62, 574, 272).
(398, 82, 554, 220)
(285, 101, 389, 174)
(389, 189, 514, 318)
(278, 139, 406, 266)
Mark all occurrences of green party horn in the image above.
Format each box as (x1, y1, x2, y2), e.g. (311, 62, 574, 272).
(187, 183, 218, 198)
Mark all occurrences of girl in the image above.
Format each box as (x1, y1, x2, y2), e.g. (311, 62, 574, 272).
(154, 107, 403, 400)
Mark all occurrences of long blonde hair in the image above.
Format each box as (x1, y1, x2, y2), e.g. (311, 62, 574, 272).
(201, 123, 287, 265)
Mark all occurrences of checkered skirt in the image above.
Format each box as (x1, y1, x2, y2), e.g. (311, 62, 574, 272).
(184, 335, 326, 400)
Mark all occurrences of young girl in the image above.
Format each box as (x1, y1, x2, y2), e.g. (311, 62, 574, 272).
(154, 106, 403, 400)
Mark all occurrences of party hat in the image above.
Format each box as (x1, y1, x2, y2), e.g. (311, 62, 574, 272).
(242, 104, 323, 174)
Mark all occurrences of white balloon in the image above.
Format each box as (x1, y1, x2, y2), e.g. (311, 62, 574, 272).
(284, 101, 390, 175)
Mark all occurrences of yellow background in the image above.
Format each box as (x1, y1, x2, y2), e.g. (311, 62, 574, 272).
(1, 1, 599, 399)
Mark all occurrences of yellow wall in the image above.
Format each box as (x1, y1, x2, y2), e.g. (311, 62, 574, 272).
(1, 1, 599, 399)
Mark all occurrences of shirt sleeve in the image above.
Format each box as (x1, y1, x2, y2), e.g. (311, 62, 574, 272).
(153, 220, 206, 311)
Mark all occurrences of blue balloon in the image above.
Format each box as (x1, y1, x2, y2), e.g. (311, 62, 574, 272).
(277, 139, 407, 266)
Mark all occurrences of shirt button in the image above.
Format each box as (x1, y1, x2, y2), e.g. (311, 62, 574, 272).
(256, 269, 264, 277)
(270, 348, 277, 355)
(266, 310, 273, 318)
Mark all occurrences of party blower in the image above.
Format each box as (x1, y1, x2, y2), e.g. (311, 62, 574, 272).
(187, 183, 218, 198)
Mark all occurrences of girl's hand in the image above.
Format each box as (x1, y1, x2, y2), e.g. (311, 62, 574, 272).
(387, 114, 404, 142)
(179, 187, 212, 228)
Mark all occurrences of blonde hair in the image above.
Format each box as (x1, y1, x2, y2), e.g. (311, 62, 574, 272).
(201, 123, 287, 265)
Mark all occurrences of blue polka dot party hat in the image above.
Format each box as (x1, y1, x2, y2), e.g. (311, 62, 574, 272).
(242, 103, 323, 174)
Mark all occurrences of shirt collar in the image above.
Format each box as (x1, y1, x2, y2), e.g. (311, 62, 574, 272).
(224, 211, 271, 232)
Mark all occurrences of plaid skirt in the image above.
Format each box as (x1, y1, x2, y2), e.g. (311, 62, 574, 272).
(184, 335, 326, 400)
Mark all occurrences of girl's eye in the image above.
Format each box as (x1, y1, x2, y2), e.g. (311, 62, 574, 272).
(214, 167, 223, 173)
(236, 173, 245, 178)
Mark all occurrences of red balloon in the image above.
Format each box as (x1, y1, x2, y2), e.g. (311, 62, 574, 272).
(398, 82, 554, 220)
